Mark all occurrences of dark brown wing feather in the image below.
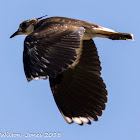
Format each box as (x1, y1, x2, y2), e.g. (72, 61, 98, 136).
(40, 17, 99, 29)
(49, 39, 107, 125)
(23, 24, 85, 81)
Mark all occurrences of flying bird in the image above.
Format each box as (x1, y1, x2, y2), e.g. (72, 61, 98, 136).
(10, 16, 133, 125)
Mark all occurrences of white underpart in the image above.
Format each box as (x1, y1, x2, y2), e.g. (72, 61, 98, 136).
(96, 26, 116, 32)
(83, 26, 117, 40)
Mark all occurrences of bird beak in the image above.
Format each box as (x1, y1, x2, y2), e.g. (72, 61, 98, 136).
(10, 30, 20, 38)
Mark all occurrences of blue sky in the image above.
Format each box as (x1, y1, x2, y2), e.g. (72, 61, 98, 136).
(0, 0, 140, 139)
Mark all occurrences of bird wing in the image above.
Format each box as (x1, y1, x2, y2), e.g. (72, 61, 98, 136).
(23, 23, 85, 81)
(49, 39, 107, 125)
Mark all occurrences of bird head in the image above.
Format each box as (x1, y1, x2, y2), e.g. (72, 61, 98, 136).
(10, 15, 47, 38)
(10, 19, 38, 38)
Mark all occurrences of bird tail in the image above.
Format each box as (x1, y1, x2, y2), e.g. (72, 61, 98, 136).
(107, 32, 133, 40)
(93, 26, 134, 40)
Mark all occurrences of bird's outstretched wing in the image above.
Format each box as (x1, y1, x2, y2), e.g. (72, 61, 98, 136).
(23, 23, 85, 81)
(49, 39, 107, 125)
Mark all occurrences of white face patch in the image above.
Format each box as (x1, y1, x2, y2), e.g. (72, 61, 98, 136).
(25, 24, 35, 35)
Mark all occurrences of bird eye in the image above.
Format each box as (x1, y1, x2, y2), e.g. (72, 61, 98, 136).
(21, 22, 27, 28)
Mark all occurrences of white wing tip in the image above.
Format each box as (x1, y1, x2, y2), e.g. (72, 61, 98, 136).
(72, 117, 83, 125)
(31, 76, 47, 81)
(64, 117, 73, 124)
(130, 34, 134, 41)
(80, 117, 91, 124)
(63, 116, 92, 125)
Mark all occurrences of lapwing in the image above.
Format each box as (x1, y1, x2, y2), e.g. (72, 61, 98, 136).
(10, 15, 133, 125)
